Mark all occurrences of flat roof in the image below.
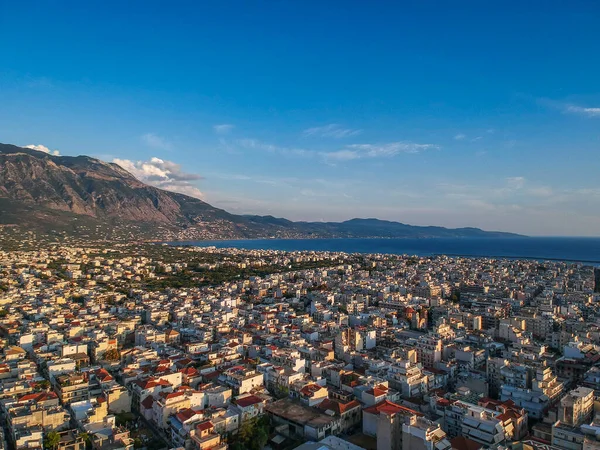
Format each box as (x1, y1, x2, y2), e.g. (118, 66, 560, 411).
(266, 398, 337, 428)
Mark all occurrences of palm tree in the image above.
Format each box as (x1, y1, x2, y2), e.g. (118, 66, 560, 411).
(44, 431, 61, 450)
(78, 432, 90, 450)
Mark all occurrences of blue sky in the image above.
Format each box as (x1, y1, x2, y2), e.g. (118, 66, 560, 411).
(1, 1, 599, 236)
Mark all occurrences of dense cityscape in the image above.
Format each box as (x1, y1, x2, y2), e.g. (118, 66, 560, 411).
(1, 234, 599, 450)
(2, 3, 599, 450)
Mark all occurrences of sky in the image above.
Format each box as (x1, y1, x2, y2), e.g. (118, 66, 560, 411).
(1, 1, 599, 236)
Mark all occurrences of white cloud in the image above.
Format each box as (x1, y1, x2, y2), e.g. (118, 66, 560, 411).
(24, 144, 60, 156)
(572, 188, 600, 196)
(303, 124, 362, 138)
(564, 105, 600, 118)
(539, 98, 600, 118)
(236, 138, 315, 157)
(322, 149, 361, 161)
(141, 133, 173, 151)
(113, 157, 203, 198)
(506, 176, 526, 190)
(527, 186, 553, 197)
(454, 133, 466, 140)
(323, 142, 439, 161)
(213, 124, 235, 134)
(236, 137, 439, 163)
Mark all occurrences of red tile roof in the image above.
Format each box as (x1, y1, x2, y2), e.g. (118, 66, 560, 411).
(235, 395, 264, 408)
(196, 420, 214, 432)
(317, 398, 361, 415)
(18, 391, 58, 403)
(450, 437, 483, 450)
(367, 388, 387, 397)
(176, 408, 203, 423)
(300, 384, 324, 396)
(363, 400, 421, 417)
(141, 396, 154, 409)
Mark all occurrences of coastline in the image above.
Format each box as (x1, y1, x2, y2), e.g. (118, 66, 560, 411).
(162, 236, 600, 265)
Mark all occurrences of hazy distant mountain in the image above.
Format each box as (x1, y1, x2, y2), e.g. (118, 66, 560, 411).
(0, 143, 523, 240)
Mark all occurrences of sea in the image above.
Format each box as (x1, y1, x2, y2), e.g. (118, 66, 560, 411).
(172, 237, 600, 265)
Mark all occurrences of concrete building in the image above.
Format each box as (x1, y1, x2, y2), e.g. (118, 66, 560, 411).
(417, 335, 443, 368)
(363, 400, 421, 449)
(403, 415, 451, 450)
(266, 398, 341, 441)
(558, 387, 594, 427)
(55, 374, 90, 405)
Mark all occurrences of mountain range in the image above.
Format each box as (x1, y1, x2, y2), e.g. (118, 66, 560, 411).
(0, 143, 522, 241)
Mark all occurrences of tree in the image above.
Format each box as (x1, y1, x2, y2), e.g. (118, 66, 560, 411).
(250, 427, 268, 450)
(103, 348, 120, 361)
(237, 419, 254, 443)
(44, 431, 61, 450)
(115, 412, 135, 426)
(78, 432, 91, 450)
(232, 417, 270, 450)
(37, 380, 51, 391)
(275, 385, 289, 399)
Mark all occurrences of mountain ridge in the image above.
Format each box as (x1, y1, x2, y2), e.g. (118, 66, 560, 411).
(0, 142, 524, 241)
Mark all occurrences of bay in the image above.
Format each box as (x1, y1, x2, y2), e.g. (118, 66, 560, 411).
(172, 237, 600, 264)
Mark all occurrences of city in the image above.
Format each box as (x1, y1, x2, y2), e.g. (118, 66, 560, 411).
(1, 2, 599, 450)
(0, 239, 599, 450)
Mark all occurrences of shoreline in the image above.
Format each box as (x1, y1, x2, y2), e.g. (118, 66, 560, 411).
(160, 236, 600, 265)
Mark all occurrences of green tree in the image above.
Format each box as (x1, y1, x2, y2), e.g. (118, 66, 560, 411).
(37, 380, 51, 391)
(44, 431, 61, 450)
(275, 385, 289, 399)
(237, 419, 254, 443)
(78, 432, 91, 450)
(249, 427, 268, 450)
(115, 412, 135, 426)
(103, 348, 120, 361)
(232, 417, 270, 450)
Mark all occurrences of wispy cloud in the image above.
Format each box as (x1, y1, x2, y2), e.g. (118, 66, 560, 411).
(505, 176, 525, 190)
(527, 186, 553, 197)
(236, 137, 439, 163)
(303, 124, 362, 138)
(454, 133, 466, 140)
(539, 98, 600, 118)
(437, 177, 569, 211)
(323, 142, 439, 161)
(141, 133, 173, 151)
(24, 144, 60, 156)
(213, 124, 235, 134)
(236, 138, 314, 157)
(564, 104, 600, 118)
(113, 156, 203, 198)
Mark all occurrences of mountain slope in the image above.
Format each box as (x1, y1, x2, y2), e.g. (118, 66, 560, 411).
(0, 143, 523, 240)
